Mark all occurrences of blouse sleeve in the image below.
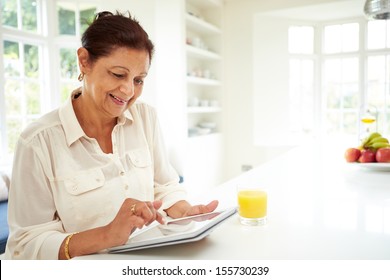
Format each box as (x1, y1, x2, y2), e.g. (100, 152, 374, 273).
(5, 135, 66, 260)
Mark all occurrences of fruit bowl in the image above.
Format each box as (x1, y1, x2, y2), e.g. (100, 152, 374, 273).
(355, 163, 390, 171)
(344, 132, 390, 163)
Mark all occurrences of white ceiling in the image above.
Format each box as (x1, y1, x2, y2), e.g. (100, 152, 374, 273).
(229, 0, 367, 21)
(265, 0, 366, 21)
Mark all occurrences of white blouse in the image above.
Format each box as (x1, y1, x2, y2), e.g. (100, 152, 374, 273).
(5, 91, 186, 259)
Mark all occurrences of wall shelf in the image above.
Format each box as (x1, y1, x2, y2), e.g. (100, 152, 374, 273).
(185, 13, 221, 35)
(187, 106, 222, 113)
(186, 44, 221, 60)
(187, 76, 220, 86)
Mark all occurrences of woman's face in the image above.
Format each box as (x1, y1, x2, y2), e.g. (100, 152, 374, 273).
(79, 47, 150, 119)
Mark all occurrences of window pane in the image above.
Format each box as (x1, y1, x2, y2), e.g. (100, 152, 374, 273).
(80, 5, 96, 34)
(324, 25, 341, 53)
(324, 23, 359, 53)
(60, 83, 75, 103)
(58, 2, 76, 35)
(367, 55, 390, 135)
(1, 0, 17, 28)
(342, 23, 359, 52)
(3, 40, 21, 77)
(367, 56, 386, 105)
(344, 112, 358, 134)
(326, 83, 341, 109)
(6, 119, 22, 153)
(4, 80, 21, 116)
(324, 59, 341, 84)
(21, 0, 38, 32)
(367, 20, 387, 49)
(24, 44, 39, 78)
(323, 58, 359, 135)
(343, 84, 359, 109)
(60, 48, 77, 79)
(326, 111, 341, 134)
(25, 82, 41, 115)
(288, 26, 314, 54)
(342, 58, 358, 83)
(289, 59, 314, 133)
(387, 20, 390, 48)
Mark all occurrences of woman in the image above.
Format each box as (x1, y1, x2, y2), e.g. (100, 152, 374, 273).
(5, 11, 218, 260)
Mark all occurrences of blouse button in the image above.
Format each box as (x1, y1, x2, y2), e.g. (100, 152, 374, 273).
(120, 171, 125, 176)
(125, 185, 129, 190)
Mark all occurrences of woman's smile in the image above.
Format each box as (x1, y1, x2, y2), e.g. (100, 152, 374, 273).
(109, 93, 129, 106)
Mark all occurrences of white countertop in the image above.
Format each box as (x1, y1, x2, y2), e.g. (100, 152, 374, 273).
(77, 141, 390, 260)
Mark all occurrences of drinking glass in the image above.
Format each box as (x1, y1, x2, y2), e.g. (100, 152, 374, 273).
(237, 186, 267, 226)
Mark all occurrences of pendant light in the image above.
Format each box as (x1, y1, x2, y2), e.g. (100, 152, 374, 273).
(364, 0, 390, 20)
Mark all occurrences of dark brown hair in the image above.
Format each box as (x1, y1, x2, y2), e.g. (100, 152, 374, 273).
(81, 11, 154, 64)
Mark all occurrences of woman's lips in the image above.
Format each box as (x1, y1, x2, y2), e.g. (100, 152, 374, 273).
(109, 93, 129, 105)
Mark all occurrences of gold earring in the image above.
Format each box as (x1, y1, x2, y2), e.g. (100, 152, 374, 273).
(78, 72, 84, 82)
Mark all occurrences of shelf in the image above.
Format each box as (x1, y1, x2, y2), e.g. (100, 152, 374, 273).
(185, 13, 221, 35)
(186, 44, 221, 60)
(187, 106, 222, 113)
(184, 0, 224, 190)
(188, 132, 222, 140)
(187, 76, 220, 86)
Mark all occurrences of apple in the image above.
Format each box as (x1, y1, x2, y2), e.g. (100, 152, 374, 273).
(375, 148, 390, 163)
(358, 149, 376, 163)
(344, 148, 361, 162)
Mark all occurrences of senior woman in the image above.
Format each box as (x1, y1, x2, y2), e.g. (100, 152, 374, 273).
(5, 11, 217, 260)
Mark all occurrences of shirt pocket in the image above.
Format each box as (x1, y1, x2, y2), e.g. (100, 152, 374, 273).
(125, 148, 154, 200)
(61, 169, 114, 227)
(127, 147, 152, 168)
(64, 169, 105, 195)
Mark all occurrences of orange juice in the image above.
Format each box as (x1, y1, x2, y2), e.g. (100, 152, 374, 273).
(238, 190, 267, 218)
(361, 118, 376, 124)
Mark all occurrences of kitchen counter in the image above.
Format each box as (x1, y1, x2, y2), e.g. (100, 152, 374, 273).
(76, 141, 390, 260)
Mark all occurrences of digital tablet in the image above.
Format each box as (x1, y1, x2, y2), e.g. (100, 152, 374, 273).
(107, 207, 237, 253)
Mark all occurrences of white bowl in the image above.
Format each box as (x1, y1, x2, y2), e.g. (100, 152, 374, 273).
(197, 127, 212, 135)
(198, 122, 217, 129)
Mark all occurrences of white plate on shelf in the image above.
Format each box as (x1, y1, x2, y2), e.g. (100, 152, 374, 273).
(356, 163, 390, 171)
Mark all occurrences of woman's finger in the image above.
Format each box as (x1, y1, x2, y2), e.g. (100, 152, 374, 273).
(185, 200, 219, 216)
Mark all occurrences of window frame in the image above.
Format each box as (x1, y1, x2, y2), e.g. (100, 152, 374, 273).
(0, 0, 100, 165)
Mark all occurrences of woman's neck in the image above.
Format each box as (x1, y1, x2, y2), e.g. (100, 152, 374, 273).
(72, 92, 116, 153)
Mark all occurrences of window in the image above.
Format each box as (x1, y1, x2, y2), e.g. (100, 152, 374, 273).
(288, 26, 315, 136)
(0, 0, 98, 164)
(287, 19, 390, 143)
(3, 40, 44, 154)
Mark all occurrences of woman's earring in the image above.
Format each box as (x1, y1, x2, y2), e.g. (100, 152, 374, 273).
(78, 72, 84, 82)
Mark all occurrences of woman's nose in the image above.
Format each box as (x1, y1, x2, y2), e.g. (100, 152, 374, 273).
(119, 81, 134, 98)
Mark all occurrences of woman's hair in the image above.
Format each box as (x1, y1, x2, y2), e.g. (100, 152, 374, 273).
(81, 11, 154, 64)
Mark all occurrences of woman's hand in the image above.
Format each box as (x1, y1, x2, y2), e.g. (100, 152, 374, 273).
(165, 200, 219, 219)
(105, 198, 165, 247)
(59, 198, 165, 259)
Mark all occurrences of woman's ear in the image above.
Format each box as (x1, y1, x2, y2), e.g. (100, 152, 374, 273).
(77, 47, 90, 74)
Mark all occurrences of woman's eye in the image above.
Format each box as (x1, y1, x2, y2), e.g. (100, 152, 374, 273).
(135, 78, 144, 85)
(112, 72, 124, 78)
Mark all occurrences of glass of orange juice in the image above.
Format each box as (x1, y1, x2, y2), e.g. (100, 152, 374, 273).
(237, 186, 268, 226)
